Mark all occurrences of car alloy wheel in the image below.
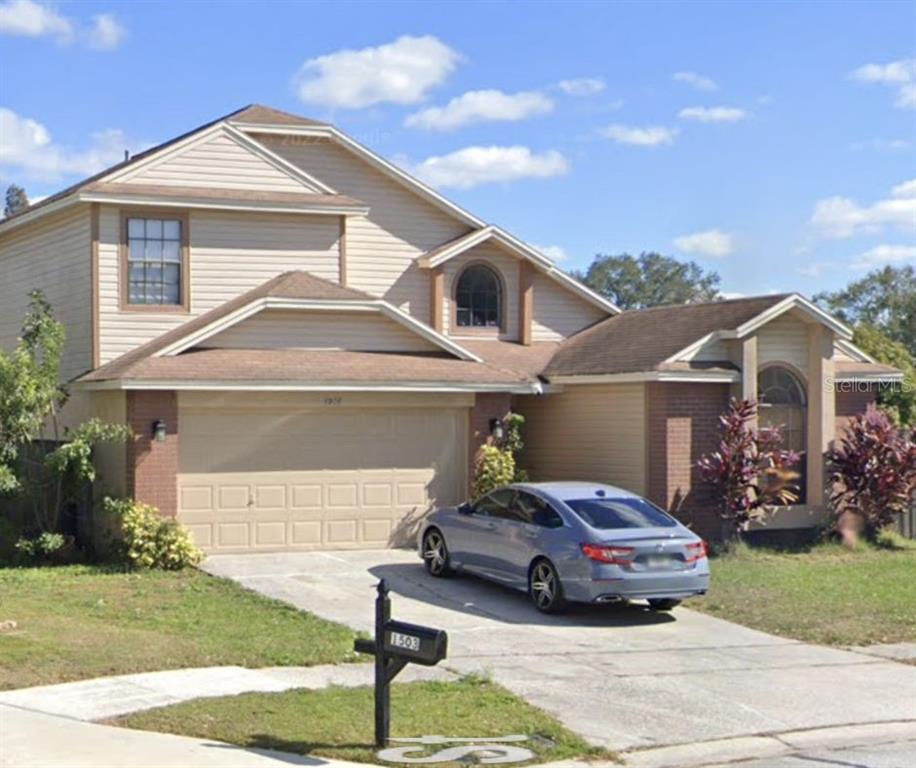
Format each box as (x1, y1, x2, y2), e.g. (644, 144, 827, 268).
(423, 530, 450, 577)
(530, 560, 564, 613)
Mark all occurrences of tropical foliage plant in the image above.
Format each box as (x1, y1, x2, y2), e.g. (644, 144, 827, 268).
(697, 398, 801, 537)
(828, 407, 916, 544)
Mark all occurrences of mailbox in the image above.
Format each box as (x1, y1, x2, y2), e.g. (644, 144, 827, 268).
(383, 620, 448, 666)
(355, 580, 449, 747)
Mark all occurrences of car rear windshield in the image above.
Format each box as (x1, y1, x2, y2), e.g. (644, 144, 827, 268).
(566, 497, 677, 529)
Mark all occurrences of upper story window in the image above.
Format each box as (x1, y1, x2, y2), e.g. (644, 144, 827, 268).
(455, 264, 502, 329)
(124, 216, 186, 307)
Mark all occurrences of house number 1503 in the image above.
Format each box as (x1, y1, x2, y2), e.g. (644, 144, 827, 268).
(323, 397, 343, 405)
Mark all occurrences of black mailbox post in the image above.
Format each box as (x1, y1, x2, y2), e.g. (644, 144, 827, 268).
(354, 579, 448, 746)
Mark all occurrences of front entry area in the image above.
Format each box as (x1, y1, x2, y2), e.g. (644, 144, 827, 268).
(176, 392, 469, 552)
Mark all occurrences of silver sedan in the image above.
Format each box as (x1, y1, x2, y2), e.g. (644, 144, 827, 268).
(418, 481, 710, 613)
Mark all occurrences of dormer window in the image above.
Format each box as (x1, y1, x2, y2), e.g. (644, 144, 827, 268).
(122, 213, 189, 310)
(455, 264, 502, 329)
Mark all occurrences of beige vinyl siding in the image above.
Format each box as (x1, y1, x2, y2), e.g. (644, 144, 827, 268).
(515, 384, 647, 495)
(832, 342, 857, 362)
(97, 206, 340, 363)
(254, 135, 470, 322)
(442, 244, 520, 340)
(680, 336, 731, 362)
(115, 130, 310, 192)
(531, 272, 607, 341)
(204, 309, 438, 353)
(0, 205, 91, 381)
(757, 313, 810, 379)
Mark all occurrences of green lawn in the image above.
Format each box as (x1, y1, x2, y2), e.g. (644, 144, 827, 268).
(117, 676, 613, 766)
(0, 565, 358, 690)
(688, 542, 916, 647)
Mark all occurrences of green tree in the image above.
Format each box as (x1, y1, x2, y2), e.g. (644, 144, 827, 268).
(0, 291, 130, 534)
(574, 252, 721, 309)
(4, 184, 29, 218)
(852, 324, 916, 427)
(815, 266, 916, 353)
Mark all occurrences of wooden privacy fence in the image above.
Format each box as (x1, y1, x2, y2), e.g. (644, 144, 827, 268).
(898, 502, 916, 539)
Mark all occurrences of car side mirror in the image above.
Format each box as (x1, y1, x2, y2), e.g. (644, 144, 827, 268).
(457, 502, 474, 515)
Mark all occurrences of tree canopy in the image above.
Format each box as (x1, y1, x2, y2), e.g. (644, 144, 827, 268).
(815, 266, 915, 354)
(4, 184, 29, 218)
(574, 252, 721, 310)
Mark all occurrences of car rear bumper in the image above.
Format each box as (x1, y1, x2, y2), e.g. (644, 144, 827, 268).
(563, 564, 710, 603)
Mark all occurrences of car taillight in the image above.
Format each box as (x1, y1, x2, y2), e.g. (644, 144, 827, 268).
(685, 540, 708, 563)
(581, 543, 635, 565)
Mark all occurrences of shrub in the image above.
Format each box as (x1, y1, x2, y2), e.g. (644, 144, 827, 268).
(828, 407, 916, 543)
(472, 445, 516, 499)
(105, 497, 203, 570)
(697, 398, 801, 538)
(13, 531, 67, 563)
(875, 528, 916, 551)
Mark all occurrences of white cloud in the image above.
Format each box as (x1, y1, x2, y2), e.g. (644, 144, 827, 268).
(405, 89, 553, 131)
(892, 179, 916, 198)
(411, 145, 568, 190)
(294, 35, 459, 109)
(851, 244, 916, 270)
(0, 0, 70, 40)
(678, 106, 747, 123)
(720, 291, 746, 300)
(557, 78, 605, 96)
(811, 179, 916, 238)
(87, 13, 124, 50)
(849, 58, 916, 110)
(0, 0, 124, 49)
(673, 71, 718, 91)
(850, 137, 911, 151)
(0, 108, 142, 181)
(532, 244, 569, 262)
(602, 124, 678, 147)
(673, 229, 735, 258)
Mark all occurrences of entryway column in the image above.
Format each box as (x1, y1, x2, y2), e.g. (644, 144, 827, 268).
(806, 325, 835, 506)
(741, 335, 758, 429)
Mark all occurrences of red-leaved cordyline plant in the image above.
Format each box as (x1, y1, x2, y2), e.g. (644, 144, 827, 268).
(697, 398, 801, 538)
(828, 406, 916, 543)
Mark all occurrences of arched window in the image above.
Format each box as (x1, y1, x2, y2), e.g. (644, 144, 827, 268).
(758, 366, 806, 453)
(455, 264, 502, 328)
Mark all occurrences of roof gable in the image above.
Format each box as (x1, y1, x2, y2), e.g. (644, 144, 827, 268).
(416, 225, 620, 316)
(103, 123, 334, 194)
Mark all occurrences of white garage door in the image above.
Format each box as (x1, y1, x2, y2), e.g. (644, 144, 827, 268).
(177, 402, 467, 552)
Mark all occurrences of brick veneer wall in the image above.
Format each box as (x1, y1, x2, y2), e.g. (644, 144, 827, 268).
(468, 393, 513, 493)
(126, 390, 179, 517)
(646, 382, 731, 540)
(834, 385, 876, 439)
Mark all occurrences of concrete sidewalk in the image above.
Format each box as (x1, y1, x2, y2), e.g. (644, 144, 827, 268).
(0, 704, 368, 768)
(0, 663, 453, 722)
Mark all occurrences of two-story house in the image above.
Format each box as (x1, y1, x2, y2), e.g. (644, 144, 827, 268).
(0, 105, 901, 551)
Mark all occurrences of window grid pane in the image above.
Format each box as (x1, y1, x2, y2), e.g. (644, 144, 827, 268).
(126, 218, 182, 306)
(456, 266, 501, 328)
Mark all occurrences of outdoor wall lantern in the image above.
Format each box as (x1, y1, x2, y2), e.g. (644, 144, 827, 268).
(489, 418, 505, 442)
(152, 420, 167, 443)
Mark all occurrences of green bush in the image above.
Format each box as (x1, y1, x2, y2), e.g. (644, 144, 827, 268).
(105, 497, 203, 570)
(13, 531, 67, 563)
(875, 528, 916, 551)
(472, 445, 516, 499)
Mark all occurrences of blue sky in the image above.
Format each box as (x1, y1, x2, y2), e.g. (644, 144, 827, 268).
(1, 0, 914, 298)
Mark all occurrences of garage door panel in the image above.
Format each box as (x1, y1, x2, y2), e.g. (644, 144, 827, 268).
(178, 406, 466, 553)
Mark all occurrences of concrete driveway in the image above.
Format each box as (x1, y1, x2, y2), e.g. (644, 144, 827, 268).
(203, 549, 916, 754)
